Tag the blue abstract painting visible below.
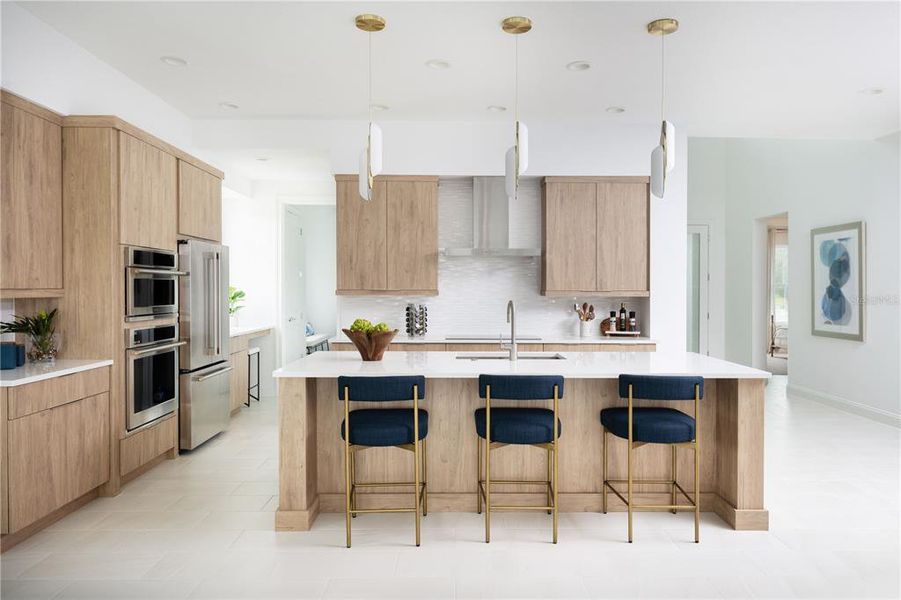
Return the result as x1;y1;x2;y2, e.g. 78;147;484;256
811;222;864;341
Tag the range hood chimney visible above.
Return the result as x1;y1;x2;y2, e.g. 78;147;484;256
443;177;540;257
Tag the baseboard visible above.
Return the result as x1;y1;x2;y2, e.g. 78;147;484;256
1;489;99;553
787;383;901;428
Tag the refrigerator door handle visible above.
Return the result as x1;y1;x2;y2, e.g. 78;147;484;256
205;253;216;354
192;365;233;382
215;251;222;355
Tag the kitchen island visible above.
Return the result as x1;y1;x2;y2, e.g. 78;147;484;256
274;351;770;532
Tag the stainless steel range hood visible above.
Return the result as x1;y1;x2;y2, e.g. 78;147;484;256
442;176;541;257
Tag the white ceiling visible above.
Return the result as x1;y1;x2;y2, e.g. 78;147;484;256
20;1;900;139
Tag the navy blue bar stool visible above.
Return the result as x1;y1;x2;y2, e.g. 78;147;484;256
338;376;428;548
601;374;704;543
475;374;563;544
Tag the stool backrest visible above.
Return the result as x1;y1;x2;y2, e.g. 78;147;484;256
337;375;426;402
618;374;703;401
478;374;564;400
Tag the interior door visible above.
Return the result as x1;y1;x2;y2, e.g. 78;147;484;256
687;224;710;354
282;208;307;363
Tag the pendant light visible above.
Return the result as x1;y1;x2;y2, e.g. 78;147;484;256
647;18;678;199
502;16;531;200
356;14;385;202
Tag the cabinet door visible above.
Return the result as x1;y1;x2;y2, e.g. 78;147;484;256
597;182;649;293
229;350;249;413
7;393;109;532
0;102;63;291
336;178;387;292
386;180;438;293
119;132;177;251
542;182;597;293
178;160;222;242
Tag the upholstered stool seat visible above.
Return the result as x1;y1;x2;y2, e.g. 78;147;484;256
600;407;694;444
342;408;429;447
475;408;561;445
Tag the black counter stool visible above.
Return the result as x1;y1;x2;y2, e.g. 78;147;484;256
475;374;563;544
338;375;428;548
601;374;704;543
245;346;260;407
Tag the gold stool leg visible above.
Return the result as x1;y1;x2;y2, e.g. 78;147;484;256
344;443;352;548
485;435;491;543
476;436;482;514
351;449;357;518
627;390;633;543
423;438;428;517
694;440;700;543
414;441;421;547
552;444;558;544
546;446;552;515
671;444;677;515
602;428;608;514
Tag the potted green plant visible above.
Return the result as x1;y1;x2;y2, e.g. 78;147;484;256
228;286;246;327
0;309;60;363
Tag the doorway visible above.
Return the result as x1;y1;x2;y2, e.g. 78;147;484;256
687;224;710;354
767;220;789;374
281;207;307;364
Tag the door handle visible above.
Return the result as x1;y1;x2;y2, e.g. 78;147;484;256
131;340;186;357
192;365;233;382
130;268;187;276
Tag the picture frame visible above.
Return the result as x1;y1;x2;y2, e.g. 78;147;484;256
810;221;865;341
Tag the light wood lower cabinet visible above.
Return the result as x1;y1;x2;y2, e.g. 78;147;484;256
0;93;63;295
6;391;110;533
229;350;249;413
178;159;222;242
119;416;176;477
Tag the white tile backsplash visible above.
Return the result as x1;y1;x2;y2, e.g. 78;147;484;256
337;178;649;339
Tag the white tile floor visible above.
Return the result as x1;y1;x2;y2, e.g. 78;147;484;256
1;376;898;599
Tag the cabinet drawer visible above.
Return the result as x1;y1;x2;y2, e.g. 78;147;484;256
7;392;110;532
119;415;176;476
8;367;110;420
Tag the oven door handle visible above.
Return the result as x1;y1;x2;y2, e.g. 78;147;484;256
130;268;188;276
130;340;186;357
192;365;233;382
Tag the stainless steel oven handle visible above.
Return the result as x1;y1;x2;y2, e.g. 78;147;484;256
130;268;187;276
192;365;233;382
130;340;186;357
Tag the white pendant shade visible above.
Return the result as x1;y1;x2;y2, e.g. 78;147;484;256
517;121;529;174
664;120;675;173
358;122;383;201
504;146;516;198
650;144;665;198
505;120;528;199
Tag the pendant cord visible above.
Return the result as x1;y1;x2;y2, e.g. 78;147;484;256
514;34;519;124
368;31;373;123
660;33;666;122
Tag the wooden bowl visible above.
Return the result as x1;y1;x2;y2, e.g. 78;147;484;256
341;328;398;361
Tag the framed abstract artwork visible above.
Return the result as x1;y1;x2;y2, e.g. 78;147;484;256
811;221;865;341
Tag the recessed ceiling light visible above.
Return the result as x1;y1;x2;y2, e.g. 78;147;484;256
605;106;626;114
160;55;187;67
858;87;884;95
487;105;507;113
218;102;240;110
370;103;390;111
256;157;269;162
425;59;451;70
566;60;591;71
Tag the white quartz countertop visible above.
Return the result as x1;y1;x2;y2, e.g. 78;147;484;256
274;351;769;380
333;333;656;346
230;325;274;339
0;359;113;387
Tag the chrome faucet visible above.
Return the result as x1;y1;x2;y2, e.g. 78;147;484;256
502;300;518;361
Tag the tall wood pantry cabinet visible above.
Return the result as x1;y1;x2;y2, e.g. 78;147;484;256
335;175;438;295
541;176;650;296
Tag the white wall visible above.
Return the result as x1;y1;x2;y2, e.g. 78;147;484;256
221;188;279;396
689;136;901;422
290;206;337;339
195;119;688;353
1;2;195;151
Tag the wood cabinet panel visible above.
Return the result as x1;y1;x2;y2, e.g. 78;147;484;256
119;415;176;476
7;393;109;532
445;343;544;353
229;350;249;413
597;182;649;292
119;132;177;251
7;367;110;420
542;343;656;352
542;182;597;293
336;178;387;292
386;180;438;293
178;160;222;242
1;101;63;291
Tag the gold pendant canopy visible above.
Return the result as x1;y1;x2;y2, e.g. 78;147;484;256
647;18;679;36
502;16;532;34
355;14;386;32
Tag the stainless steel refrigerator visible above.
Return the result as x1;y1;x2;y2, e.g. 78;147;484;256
178;239;231;450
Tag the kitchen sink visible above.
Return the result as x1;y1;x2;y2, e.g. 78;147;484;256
455;352;566;361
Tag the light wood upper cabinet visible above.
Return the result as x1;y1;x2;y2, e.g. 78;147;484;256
541;181;597;293
386;180;438;293
0;96;63;294
119;131;177;251
597;182;649;293
178;159;222;242
541;177;650;296
335;175;438;295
